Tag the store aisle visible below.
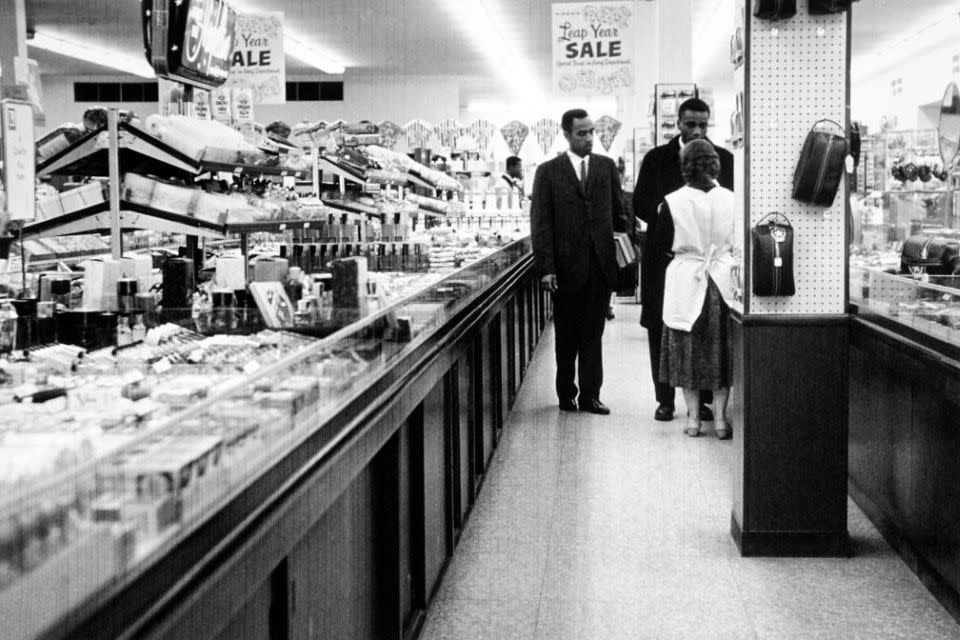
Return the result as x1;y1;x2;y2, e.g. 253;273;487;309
419;302;960;640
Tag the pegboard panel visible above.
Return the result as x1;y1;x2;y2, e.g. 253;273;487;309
746;0;848;315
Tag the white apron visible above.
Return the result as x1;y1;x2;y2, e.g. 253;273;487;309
661;185;737;331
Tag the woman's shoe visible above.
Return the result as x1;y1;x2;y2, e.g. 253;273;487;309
715;421;732;440
684;417;701;437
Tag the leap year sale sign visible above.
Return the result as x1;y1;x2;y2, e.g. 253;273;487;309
226;12;285;104
552;2;637;97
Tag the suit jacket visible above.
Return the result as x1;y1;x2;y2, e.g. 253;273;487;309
531;153;629;292
632;136;734;327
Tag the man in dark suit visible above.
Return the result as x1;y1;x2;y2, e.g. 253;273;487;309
633;98;734;422
531;109;631;415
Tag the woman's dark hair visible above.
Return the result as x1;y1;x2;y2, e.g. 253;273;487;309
680;139;720;184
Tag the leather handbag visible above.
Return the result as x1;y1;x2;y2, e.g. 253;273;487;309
754;0;797;20
752;213;795;297
900;235;960;276
809;0;858;13
792;119;848;207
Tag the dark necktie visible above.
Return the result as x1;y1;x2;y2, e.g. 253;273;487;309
580;158;587;190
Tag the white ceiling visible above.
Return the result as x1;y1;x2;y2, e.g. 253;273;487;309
21;0;960;102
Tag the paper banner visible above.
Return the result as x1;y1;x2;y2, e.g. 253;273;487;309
552;2;639;97
404;119;433;147
226;12;286;104
378;120;403;149
434;119;463;149
500;121;530;156
532;118;561;155
594;114;622;152
469;120;497;151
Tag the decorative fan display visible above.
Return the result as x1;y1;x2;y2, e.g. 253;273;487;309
378;120;403;149
532;118;561;156
469;120;496;151
594;115;623;152
500;120;530;156
434;119;463;149
404;119;433;148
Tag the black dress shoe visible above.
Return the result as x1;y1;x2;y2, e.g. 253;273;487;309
559;398;578;412
582;399;610;415
654;404;674;421
698;405;714;422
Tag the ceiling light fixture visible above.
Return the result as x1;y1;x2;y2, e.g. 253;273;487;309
284;31;346;75
228;1;348;75
436;0;544;104
28;30;156;78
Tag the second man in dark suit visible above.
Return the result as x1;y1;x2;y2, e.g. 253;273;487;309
531;109;631;415
633;98;734;422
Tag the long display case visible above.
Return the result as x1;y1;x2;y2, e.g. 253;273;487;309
1;236;547;640
848;175;960;620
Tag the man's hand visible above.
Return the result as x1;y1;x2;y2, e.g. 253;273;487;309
541;274;558;292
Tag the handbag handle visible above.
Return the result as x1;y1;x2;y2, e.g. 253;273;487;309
811;119;845;136
755;211;792;228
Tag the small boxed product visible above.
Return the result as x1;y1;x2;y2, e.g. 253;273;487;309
36;195;65;221
276;376;320;408
123;173;157;206
342;133;382;147
149;180;199;215
344;121;378;135
58;187;89;214
79;181;107;206
121;253;154;291
82;258;122;311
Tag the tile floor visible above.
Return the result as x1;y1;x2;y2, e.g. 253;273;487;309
419;302;960;640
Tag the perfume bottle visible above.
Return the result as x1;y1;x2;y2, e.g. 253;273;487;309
116;316;133;347
132;314;146;342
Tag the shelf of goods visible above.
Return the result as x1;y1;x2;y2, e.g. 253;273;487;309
27;115;469;254
0;236;551;640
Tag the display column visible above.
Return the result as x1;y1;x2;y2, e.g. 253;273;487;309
730;0;851;557
0;0;26;96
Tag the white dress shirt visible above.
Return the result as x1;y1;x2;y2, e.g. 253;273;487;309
566;150;590;183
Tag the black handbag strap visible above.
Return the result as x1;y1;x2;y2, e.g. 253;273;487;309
755;212;792;228
811;119;845;137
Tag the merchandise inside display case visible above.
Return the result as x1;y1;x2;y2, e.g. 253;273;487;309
850;83;960;344
0;236;531;640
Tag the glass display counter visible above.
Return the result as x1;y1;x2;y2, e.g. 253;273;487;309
850;264;960;348
0;237;532;640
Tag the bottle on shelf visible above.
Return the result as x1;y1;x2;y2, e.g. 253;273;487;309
131;314;147;342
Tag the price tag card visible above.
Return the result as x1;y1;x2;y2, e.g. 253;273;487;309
152;357;173;374
242;360;261;375
1;100;36;221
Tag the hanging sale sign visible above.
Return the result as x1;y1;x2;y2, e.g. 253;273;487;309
227;12;286;104
1;100;36;222
552;2;638;97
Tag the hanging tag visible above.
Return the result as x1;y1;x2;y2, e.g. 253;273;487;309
774;257;783;267
771;226;787;243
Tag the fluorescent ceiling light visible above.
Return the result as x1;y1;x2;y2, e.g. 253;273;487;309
285;32;346;75
436;0;544;103
28;30;155;78
228;1;348;75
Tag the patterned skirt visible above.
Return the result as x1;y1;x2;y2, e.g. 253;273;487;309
658;277;731;390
